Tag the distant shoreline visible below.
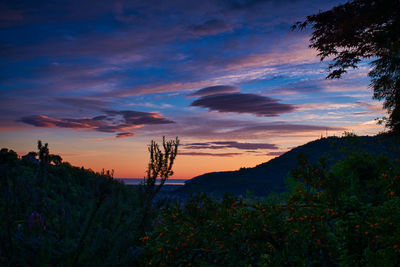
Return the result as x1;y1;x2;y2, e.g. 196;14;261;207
117;178;187;186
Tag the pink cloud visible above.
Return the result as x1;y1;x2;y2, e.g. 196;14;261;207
18;109;174;138
179;152;242;157
116;132;136;138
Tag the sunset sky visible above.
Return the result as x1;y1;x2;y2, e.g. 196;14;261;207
0;0;386;179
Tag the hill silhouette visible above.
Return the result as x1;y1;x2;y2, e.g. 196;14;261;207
177;135;400;196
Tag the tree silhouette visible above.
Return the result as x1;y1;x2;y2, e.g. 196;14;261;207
138;136;179;234
144;136;179;198
292;0;400;133
49;154;62;166
37;141;63;166
38;140;50;165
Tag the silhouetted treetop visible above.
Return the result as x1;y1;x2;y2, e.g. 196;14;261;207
293;0;400;133
293;0;399;78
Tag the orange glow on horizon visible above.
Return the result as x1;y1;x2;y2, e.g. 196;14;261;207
1;121;385;180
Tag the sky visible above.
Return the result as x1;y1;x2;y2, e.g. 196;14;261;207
0;0;387;179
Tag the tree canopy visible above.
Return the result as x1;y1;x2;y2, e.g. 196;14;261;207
293;0;400;133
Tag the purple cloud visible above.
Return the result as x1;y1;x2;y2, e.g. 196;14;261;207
104;110;174;125
233;123;341;133
19;115;87;128
188;19;233;36
227;0;268;10
140;115;344;140
188;85;240;97
56;97;111;109
184;141;277;150
0;4;25;28
0;0;344;105
116;132;135;138
18;109;174;138
212;141;277;150
179;152;242;157
0;0;362;149
191;93;296;116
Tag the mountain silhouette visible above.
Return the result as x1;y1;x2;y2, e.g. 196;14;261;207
177;135;400;196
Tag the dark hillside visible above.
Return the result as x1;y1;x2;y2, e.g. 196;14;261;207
178;135;400;196
0;148;142;265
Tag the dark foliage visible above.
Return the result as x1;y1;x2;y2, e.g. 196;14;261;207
0;139;174;266
137;137;179;236
142;152;400;266
2;136;400;265
2;153;120;265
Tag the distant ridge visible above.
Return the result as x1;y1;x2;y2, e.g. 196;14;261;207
177;135;400;196
118;178;186;185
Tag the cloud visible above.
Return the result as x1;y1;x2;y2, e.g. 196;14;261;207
351;101;384;115
140;114;344;140
233;123;343;134
227;0;266;10
19;115;88;128
0;0;368;146
0;4;25;28
224;46;319;72
191;92;296;116
296;101;383;113
56;97;111;109
213;141;277;149
188;85;240;97
0;0;341;105
18;109;174;138
266;151;285;156
265;74;371;96
184;141;277;150
104;110;174;125
116;132;135;138
179;152;242;157
188;19;233;36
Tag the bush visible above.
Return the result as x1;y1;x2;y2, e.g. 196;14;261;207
2;139;399;266
141;153;400;266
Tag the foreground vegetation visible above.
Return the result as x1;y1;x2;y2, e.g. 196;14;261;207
0;139;178;266
1;136;400;266
142;151;400;266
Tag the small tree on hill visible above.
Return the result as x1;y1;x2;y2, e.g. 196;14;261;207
38;140;50;165
37;141;63;166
